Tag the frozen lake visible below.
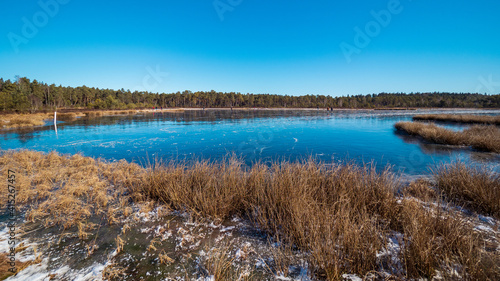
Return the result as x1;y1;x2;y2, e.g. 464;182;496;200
1;109;500;176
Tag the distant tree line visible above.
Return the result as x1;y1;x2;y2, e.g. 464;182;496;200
1;77;499;112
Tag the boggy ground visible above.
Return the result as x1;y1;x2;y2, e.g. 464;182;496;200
0;150;499;280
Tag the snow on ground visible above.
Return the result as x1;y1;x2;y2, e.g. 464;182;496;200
341;274;362;281
2;195;498;280
5;259;106;281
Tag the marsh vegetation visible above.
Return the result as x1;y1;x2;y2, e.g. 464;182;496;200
413;114;500;125
395;121;500;152
1;150;498;280
0;109;184;129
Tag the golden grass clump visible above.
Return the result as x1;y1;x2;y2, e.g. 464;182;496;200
201;241;238;280
0;113;50;128
0;150;144;231
398;199;498;279
403;178;437;202
414;114;500;125
395;121;500;152
434;161;500;217
138;157;248;220
102;263;127;281
246;162;399;279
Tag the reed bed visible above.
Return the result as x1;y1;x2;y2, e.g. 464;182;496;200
83;110;138;117
395;121;500;152
0;113;50;128
56;112;85;121
1;151;498;280
414;114;500;125
83;108;183;117
139;157;498;279
0;150;143;231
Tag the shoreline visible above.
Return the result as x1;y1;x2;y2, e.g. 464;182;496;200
3;106;500;114
2;107;500;129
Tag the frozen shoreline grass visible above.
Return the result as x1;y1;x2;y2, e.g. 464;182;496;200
1;150;499;280
435;161;500;218
413;114;500;125
395;121;500;152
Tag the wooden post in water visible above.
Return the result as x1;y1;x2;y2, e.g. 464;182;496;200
54;111;58;135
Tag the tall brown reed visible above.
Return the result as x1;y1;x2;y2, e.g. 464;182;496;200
138;157;248;220
434;161;500;217
398;199;497;279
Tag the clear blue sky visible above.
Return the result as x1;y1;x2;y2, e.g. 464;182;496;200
1;0;499;96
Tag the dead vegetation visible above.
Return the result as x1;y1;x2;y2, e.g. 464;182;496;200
0;113;50;128
57;112;86;121
0;150;499;280
414;114;500;125
139;156;499;279
83;110;138;117
434;161;500;218
395;121;500;152
0;108;185;128
0;150;143;233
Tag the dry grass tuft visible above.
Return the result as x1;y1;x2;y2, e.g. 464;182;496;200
434;161;500;217
403;178;438;202
414;114;500;125
102;263;127;281
395;121;500;152
139;157;248;220
243;161;398;279
159;251;175;265
202;241;237;281
115;235;125;253
266;239;294;278
398;199;490;279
